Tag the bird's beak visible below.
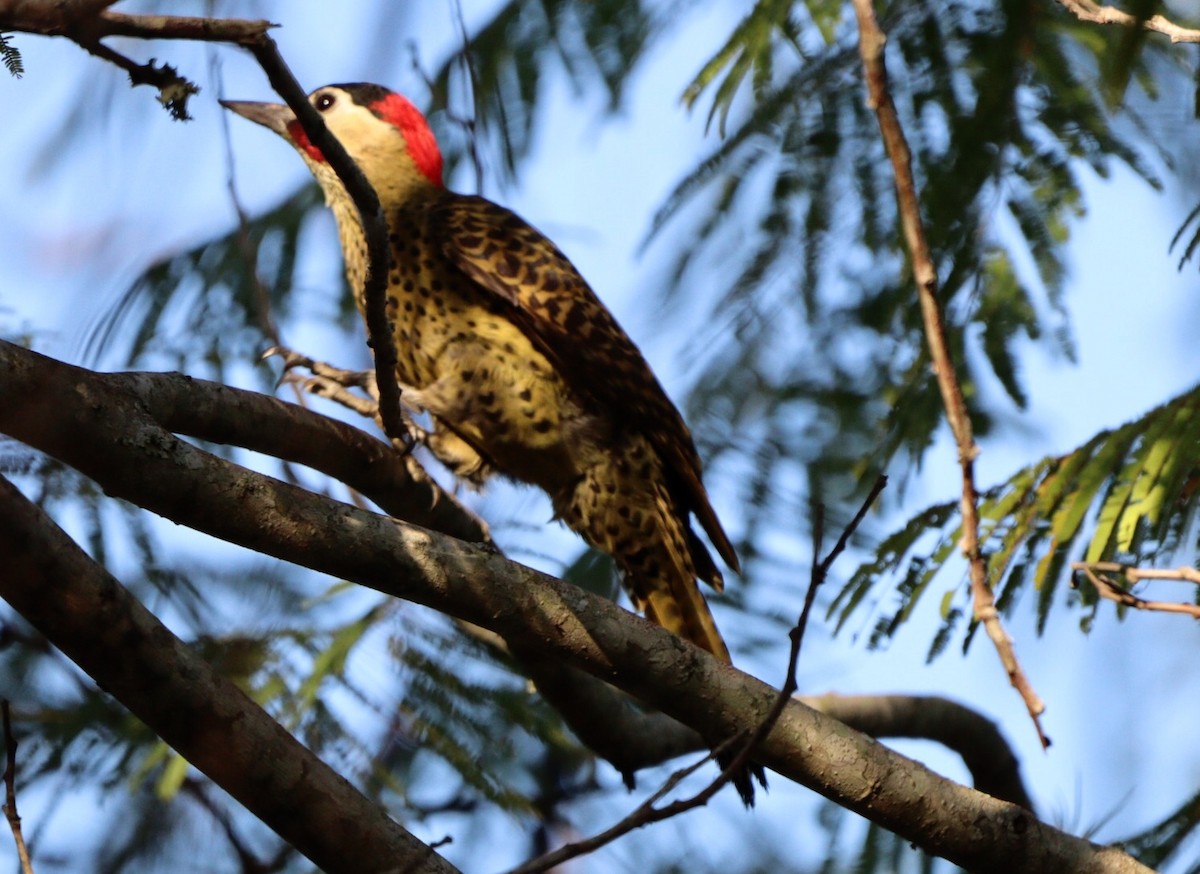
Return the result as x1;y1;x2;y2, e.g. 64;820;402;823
219;99;295;136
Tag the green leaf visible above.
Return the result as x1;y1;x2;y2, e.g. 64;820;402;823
840;382;1200;652
0;33;23;78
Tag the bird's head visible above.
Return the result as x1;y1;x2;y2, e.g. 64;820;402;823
221;83;444;199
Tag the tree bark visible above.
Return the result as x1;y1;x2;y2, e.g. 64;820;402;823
0;340;1150;874
0;474;457;874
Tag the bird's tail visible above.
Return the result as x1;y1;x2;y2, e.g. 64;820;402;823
557;435;767;804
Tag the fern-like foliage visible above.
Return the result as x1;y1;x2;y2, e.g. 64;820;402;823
652;0;1174;568
427;0;657;183
831;382;1200;655
1;32;23;77
1120;786;1200;870
82;186;326;376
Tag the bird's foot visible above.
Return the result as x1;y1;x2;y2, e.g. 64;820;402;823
265;345;380;418
265;346;435;452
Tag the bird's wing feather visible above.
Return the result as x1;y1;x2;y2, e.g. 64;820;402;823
432;194;740;575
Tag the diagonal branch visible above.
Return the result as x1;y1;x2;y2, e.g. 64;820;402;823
1;701;32;874
0;2;409;456
0;342;1150;874
0;475;457;874
511;476;890;874
97;358;1033;802
850;0;1049;749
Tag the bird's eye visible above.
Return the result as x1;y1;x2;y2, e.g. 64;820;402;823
315;93;336;112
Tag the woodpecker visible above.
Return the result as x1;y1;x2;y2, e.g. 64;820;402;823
223;84;765;803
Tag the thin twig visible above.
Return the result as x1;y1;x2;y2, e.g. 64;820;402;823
1;702;33;874
1072;562;1200;618
508;475;887;874
849;0;1049;748
0;0;409;468
240;38;409;454
73;38;198;119
1054;0;1200;43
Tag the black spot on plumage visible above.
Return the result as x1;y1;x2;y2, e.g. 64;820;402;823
564;306;587;333
497;254;520;278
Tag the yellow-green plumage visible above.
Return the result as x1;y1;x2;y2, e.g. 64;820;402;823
223;83;765;803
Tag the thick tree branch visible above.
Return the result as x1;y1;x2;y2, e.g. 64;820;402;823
6;345;1033;797
0;475;456;874
105;369;491;547
0;343;1150;874
805;694;1033;811
850;0;1049;748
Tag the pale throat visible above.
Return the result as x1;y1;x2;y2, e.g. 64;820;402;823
314;162;435;304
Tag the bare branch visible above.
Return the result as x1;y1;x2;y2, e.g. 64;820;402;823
104;368;491;546
238;38;408;455
1072;562;1200;618
1;702;32;874
95;10;274;42
0;340;1151;873
806;694;1033;810
512;475;890;874
850;0;1049;749
0;477;457;874
1054;0;1200;43
74;38;198;118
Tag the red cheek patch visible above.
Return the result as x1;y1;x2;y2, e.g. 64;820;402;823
369;93;444;187
286;120;325;163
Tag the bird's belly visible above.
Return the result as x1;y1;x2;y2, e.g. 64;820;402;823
387;297;598;491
